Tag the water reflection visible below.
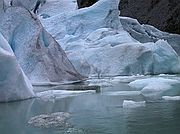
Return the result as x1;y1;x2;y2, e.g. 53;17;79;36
0;82;180;134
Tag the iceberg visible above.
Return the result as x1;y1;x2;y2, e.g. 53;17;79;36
104;91;141;96
0;5;83;83
123;100;146;108
0;33;34;102
39;0;180;77
162;96;180;101
36;90;96;101
129;78;180;99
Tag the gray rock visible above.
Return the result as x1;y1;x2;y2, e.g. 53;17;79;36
77;0;98;8
28;112;71;128
119;0;180;34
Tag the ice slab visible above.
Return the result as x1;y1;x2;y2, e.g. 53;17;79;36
36;90;96;101
104;91;141;96
123;100;146;108
129;78;180;99
162;96;180;101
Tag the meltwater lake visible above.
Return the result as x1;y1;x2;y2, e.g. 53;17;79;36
0;75;180;134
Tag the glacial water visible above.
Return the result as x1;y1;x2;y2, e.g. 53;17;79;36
0;78;180;134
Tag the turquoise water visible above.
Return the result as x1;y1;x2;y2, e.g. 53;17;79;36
0;82;180;134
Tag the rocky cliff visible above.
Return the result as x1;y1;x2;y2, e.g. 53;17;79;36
119;0;180;34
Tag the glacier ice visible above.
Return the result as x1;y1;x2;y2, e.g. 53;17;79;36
129;78;180;99
123;100;146;108
10;0;46;12
0;33;35;102
39;0;180;77
120;17;180;56
36;90;96;101
162;96;180;101
0;6;83;83
104;91;141;96
38;0;78;18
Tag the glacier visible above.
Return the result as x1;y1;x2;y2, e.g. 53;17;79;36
39;0;180;77
0;33;35;102
0;5;84;83
38;0;78;18
120;17;180;56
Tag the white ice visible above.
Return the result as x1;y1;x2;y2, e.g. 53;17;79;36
39;0;180;77
36;90;96;101
120;16;180;55
0;32;35;102
123;100;146;108
0;5;83;83
129;78;180;99
104;91;141;96
162;96;180;101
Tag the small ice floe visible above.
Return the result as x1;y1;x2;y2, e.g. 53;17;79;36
162;96;180;101
104;91;141;96
36;90;96;101
112;75;146;83
28;112;71;128
123;100;146;108
87;78;113;87
158;74;176;77
129;78;180;99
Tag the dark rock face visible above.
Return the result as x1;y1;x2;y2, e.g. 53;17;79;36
77;0;98;8
119;0;180;34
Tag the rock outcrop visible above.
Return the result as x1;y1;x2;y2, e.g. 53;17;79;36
119;0;180;34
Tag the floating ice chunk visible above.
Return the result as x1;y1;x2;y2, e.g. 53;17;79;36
36;90;96;101
111;75;146;83
104;91;141;96
129;78;178;89
162;96;180;101
129;78;180;99
123;100;146;108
